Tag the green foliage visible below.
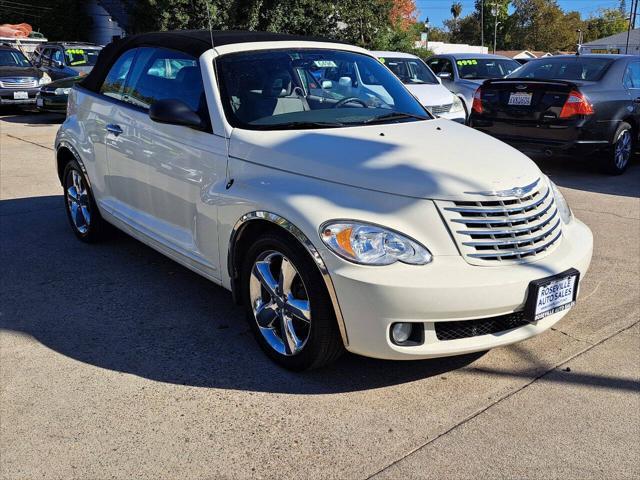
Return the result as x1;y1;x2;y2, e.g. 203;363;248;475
583;8;629;43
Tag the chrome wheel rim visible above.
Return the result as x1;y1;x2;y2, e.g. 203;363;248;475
615;130;632;169
66;170;91;234
249;250;311;356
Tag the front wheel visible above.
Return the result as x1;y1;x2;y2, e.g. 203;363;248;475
242;233;344;370
603;122;634;175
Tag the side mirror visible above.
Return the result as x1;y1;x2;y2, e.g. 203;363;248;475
321;80;333;89
149;99;205;131
437;72;452;80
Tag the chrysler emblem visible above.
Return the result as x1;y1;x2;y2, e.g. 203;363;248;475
516;84;528;90
467;178;540;198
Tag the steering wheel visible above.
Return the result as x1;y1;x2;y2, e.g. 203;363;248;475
333;97;368;108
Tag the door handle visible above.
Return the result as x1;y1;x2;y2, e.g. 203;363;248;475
106;124;123;136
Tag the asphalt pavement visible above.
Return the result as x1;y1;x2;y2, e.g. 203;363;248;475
1;109;638;479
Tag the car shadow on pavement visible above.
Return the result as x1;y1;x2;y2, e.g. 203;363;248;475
536;155;640;198
0;195;484;394
0;108;65;125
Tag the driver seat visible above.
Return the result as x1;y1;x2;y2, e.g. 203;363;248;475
238;71;309;122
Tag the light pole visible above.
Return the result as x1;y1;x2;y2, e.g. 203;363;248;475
424;18;430;48
481;0;484;49
492;3;500;54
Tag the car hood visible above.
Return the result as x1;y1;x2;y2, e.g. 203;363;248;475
0;66;41;79
404;83;454;107
229;118;541;201
47;75;82;88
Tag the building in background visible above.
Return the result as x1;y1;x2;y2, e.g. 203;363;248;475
417;41;488;55
85;0;130;45
579;29;640;55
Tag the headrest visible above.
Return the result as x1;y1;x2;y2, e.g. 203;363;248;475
176;66;201;89
263;71;292;97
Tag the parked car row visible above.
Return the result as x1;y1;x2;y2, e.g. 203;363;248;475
0;41;101;112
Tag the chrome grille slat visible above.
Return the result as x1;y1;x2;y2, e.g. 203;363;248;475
435;178;562;265
456;209;558;236
450;197;554;225
462;218;561;247
444;188;549;214
0;77;38;89
427;103;452;114
467;230;562;259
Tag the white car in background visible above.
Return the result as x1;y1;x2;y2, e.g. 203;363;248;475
372;51;467;123
56;31;593;371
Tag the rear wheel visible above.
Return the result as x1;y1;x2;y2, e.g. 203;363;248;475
63;160;107;242
242;232;344;370
603;122;634;175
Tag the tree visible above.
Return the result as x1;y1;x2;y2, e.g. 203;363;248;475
620;0;628;15
508;0;581;51
583;8;629;42
450;2;463;27
390;0;418;29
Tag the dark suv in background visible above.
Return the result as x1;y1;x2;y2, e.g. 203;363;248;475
32;42;102;80
0;45;49;106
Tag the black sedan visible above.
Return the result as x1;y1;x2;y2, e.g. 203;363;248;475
36;76;82;114
469;55;639;174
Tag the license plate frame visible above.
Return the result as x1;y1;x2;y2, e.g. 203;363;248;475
508;92;532;106
524;268;580;322
13;91;29;100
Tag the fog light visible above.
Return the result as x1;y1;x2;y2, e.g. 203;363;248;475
391;323;413;344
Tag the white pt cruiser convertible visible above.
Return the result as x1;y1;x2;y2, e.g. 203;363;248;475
56;31;593;370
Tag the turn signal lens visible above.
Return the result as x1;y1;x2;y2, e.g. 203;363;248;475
320;222;432;265
559;90;594;119
472;88;483;114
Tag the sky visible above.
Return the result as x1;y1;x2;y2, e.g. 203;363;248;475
415;0;632;28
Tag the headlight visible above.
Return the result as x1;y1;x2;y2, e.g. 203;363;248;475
549;180;572;224
54;88;71;95
450;95;465;113
38;73;51;86
320;221;432;265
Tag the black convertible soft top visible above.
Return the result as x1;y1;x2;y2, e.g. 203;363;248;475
80;30;342;93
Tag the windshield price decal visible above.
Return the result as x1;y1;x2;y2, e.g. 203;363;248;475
457;59;478;66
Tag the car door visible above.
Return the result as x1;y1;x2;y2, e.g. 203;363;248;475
624;60;640;132
106;47;226;278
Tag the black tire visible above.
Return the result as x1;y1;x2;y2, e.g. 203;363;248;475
241;232;344;370
62;159;108;242
603;122;634;175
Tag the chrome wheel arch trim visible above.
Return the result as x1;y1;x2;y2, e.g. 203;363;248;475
56;140;91;188
228;211;349;346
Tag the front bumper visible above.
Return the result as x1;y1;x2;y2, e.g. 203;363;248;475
325;218;593;360
431;109;466;124
0;87;39;105
36;92;68;113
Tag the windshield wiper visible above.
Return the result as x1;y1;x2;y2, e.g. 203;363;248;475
260;120;346;129
361;111;430;125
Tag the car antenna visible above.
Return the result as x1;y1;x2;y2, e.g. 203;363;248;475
204;0;216;51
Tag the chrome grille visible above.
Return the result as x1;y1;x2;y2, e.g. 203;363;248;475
436;179;562;265
0;77;38;88
426;103;452;115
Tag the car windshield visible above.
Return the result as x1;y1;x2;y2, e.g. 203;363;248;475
0;50;31;67
64;48;101;67
378;56;439;84
215;49;431;130
456;58;519;79
508;57;613;81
